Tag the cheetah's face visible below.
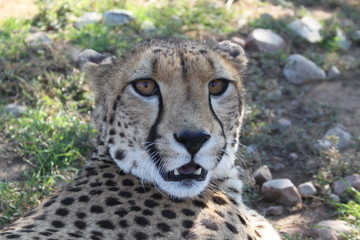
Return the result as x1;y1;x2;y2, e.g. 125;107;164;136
79;39;247;198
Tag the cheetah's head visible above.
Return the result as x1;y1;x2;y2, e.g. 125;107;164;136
79;39;247;198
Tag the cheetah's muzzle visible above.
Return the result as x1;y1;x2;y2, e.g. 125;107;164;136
163;161;208;181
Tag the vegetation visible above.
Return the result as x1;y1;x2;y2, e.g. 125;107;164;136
0;0;359;238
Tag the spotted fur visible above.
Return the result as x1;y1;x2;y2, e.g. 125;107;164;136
0;39;281;240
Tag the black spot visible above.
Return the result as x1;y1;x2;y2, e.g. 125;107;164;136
89;189;103;195
215;210;224;218
23;224;35;229
103;173;115;178
144;199;159;208
109;115;115;124
119;132;125;138
108;187;120;191
78;195;90;202
255;230;262;238
68;232;83;238
237;214;247;226
230;49;240;58
99;165;111;169
90;205;104;213
91;231;103;236
106;197;122;206
130;206;141;211
225;222;238;234
43;199;56;207
114;208;128;217
182;230;197;239
67;187;82;192
39;231;53;236
199;49;208;54
119;220;128;228
182;220;194;229
96;220;115;229
134;186;150;193
212;195;228;205
122;179;134;186
91;236;101;240
161;210;176;219
151;193;163;200
134;232;148;240
74;220;87;230
109;129;116;135
153;49;162;53
201;218;218;231
90;182;102;187
51;220;65;228
134;216;150;226
55;208;69;216
5;234;21;239
247;236;254;240
75;180;89;186
115;150;125;160
76;212;87;219
182;209;195;216
108;138;114;144
60;197;74;205
102;116;107;122
157;222;170;232
118;191;133;198
142;209;153;216
193;200;207;208
34;214;46;220
23;210;36;217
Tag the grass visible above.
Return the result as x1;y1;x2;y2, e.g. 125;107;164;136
0;0;359;237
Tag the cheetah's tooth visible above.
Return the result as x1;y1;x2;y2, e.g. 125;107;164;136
194;168;202;175
174;169;180;176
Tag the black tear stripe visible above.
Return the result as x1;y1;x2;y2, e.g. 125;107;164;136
178;51;188;80
151;57;158;75
146;92;163;169
208;95;227;165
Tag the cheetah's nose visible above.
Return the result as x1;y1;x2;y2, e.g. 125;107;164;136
174;130;211;155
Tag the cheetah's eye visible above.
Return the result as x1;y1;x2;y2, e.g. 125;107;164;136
208;79;229;96
132;79;159;97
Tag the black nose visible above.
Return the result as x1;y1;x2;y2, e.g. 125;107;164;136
174;130;211;155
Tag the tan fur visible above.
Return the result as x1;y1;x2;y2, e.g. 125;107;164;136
0;39;281;240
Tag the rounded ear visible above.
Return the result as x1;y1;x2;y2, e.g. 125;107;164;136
214;40;248;71
78;49;116;95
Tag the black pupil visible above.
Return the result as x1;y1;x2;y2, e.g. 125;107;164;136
142;81;151;88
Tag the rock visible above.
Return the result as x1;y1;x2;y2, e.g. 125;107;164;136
288;17;322;43
230;36;246;47
278;118;292;127
141;20;156;35
283;54;326;84
327;66;341;80
336;28;351;50
5;103;27;117
352;30;360;43
333;174;360;197
289;152;298;160
329;194;340;203
104;9;135;26
321;125;354;150
265;206;284;216
306;159;317;170
313;220;354;240
262;179;302;205
253;165;273;185
298;182;317;197
272;163;285;171
25;32;53;51
245;28;286;53
75;12;102;28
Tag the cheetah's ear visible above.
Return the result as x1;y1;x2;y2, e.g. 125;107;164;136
214;41;247;70
78;49;116;91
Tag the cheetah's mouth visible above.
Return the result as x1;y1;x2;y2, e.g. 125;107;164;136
162;161;208;182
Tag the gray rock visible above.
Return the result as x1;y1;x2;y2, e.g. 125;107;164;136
25;32;53;51
272;163;285;171
306;159;317;170
288;17;322;43
75;12;102;28
278;118;292;127
265;205;284;216
336;28;351;50
283;54;326;84
253;165;273;185
262;179;302;205
245;28;286;53
289;152;299;160
329;194;340;203
333;174;360;197
327;66;341;80
313;220;354;240
5;103;27;117
104;9;135;26
352;30;360;42
322;125;354;150
141;20;156;35
298;182;317;197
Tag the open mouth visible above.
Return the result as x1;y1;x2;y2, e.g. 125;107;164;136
162;161;208;182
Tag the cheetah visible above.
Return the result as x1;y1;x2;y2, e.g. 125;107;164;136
0;39;281;240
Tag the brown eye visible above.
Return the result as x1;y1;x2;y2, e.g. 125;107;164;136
208;79;229;96
133;79;159;96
